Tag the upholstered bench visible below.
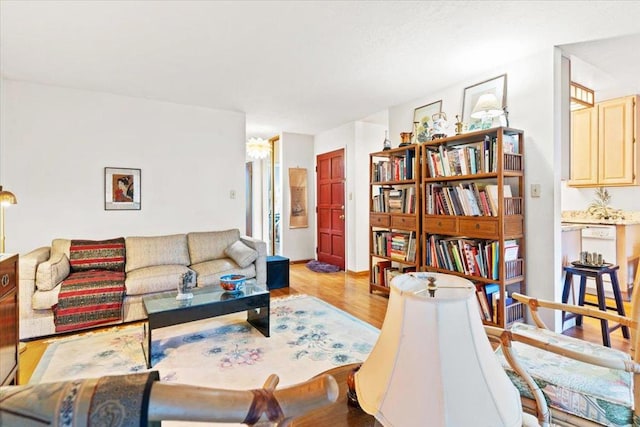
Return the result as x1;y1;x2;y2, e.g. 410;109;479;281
497;322;633;426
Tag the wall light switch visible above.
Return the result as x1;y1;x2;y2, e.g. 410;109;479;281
230;190;236;199
531;184;541;198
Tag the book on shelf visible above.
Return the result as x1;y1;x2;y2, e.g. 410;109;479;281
476;289;492;321
375;260;392;286
504;239;519;262
485;184;513;216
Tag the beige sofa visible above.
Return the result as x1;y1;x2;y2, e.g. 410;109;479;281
19;229;267;340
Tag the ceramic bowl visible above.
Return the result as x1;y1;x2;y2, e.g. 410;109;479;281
219;274;246;293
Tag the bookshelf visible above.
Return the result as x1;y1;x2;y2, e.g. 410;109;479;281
421;127;526;327
369;145;421;294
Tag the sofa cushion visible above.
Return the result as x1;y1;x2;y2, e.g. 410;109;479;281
125;265;196;295
51;238;71;258
35;253;70;291
69;238;126;272
125;234;190;272
224;240;258;268
187;229;240;265
190;258;256;288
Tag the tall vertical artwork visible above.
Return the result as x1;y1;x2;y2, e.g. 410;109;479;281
289;168;308;228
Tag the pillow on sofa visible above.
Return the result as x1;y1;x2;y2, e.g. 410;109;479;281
69;237;126;272
125;234;190;272
188;229;241;264
224;240;258;268
35;253;71;291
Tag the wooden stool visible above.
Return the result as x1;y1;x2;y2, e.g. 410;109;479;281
561;264;630;347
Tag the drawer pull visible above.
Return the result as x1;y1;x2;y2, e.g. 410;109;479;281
437;221;442;227
1;274;8;287
475;224;480;229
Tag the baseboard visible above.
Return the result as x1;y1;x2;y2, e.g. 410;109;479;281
290;259;312;265
347;270;369;277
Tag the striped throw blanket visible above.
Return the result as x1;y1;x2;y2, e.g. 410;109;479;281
54;238;126;333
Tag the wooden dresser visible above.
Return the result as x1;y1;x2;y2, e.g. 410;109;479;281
1;253;19;386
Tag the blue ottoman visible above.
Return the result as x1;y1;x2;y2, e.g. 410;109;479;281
266;256;290;290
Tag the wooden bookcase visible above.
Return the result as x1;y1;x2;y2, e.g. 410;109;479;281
421;127;526;327
369;145;421;294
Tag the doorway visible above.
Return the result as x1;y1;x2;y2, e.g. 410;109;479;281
316;148;346;270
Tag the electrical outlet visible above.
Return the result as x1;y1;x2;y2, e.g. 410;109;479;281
531;184;541;198
230;190;236;199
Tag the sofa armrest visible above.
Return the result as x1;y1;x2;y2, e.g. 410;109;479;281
240;235;267;287
19;246;51;317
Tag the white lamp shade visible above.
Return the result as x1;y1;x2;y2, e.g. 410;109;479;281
471;93;503;119
355;273;522;427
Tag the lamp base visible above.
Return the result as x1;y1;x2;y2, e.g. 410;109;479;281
346;364;362;408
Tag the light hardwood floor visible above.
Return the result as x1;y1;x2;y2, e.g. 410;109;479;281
18;263;630;384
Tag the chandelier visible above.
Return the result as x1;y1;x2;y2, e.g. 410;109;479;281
246;137;271;159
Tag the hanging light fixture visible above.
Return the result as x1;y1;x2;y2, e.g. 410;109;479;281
570;81;594;111
246;137;271;159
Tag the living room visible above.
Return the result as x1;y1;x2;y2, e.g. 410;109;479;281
2;2;640;425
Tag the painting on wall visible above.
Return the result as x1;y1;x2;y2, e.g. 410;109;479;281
105;167;141;210
289;168;308;228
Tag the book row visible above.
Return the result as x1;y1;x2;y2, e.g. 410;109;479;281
371;230;417;263
371;149;416;182
424;235;522;280
372;186;417;214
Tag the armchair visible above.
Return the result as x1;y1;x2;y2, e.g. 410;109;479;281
490;292;640;427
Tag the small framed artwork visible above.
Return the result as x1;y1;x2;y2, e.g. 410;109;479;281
462;74;507;130
104;167;141;210
413;100;442;143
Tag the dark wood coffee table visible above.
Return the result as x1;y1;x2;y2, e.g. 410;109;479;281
142;279;269;368
289;363;379;426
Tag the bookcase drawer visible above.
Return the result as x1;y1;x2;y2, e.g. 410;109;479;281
424;216;457;234
370;213;390;227
391;215;416;230
459;218;498;238
0;258;17;299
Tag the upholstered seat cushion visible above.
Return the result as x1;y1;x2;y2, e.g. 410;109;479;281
190;258;255;287
35;253;70;291
125;265;196;295
125;234;190;272
497;322;633;426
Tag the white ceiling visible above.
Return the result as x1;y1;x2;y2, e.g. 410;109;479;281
1;1;639;138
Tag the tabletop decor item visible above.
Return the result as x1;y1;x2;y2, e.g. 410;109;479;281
220;274;246;293
586;187;624;220
176;270;194;300
382;130;391;151
399;132;413;147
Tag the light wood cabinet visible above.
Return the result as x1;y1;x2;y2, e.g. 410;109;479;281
569;95;639;187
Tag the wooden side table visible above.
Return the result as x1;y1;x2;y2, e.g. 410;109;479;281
289;363;379;426
0;253;19;386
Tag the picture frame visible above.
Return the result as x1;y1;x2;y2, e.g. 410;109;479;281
104;167;141;210
413;100;442;143
462;74;507;131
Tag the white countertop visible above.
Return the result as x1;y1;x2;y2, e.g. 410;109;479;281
561;224;587;232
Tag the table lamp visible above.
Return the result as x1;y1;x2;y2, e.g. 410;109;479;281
0;186;18;253
354;272;522;427
471;93;504;129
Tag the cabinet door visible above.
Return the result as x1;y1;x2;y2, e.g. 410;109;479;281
599;96;636;185
569;107;598;186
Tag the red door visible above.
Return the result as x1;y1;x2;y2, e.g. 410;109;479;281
316;149;345;270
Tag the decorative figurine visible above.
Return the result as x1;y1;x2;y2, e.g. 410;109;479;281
431;112;449;139
399;132;412;147
383;130;391;151
176;270;194;300
455;115;465;135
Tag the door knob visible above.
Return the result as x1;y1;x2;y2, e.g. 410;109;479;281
339;214;345;220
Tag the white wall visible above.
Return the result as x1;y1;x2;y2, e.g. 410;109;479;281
388;48;563;330
280;132;315;261
1;80;247;254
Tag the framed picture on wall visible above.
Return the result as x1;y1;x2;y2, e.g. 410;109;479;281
413;100;442;143
105;167;141;210
462;74;507;131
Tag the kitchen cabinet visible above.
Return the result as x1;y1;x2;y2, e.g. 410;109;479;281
569;95;639;187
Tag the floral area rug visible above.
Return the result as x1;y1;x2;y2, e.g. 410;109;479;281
30;294;379;426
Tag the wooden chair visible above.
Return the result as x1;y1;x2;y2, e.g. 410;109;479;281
487;290;640;427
